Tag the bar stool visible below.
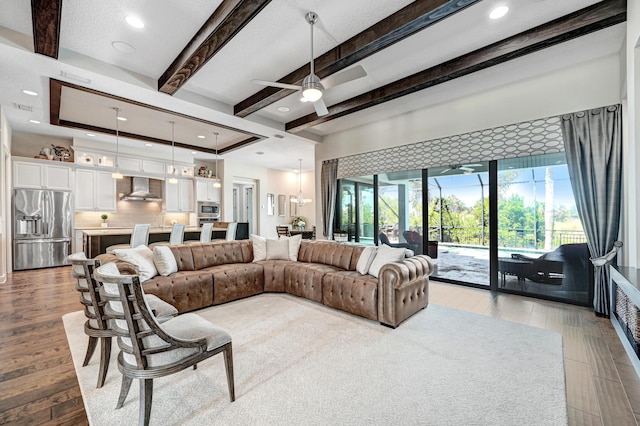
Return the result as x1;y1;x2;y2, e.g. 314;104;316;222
212;222;237;242
105;224;150;254
185;222;213;245
149;224;185;248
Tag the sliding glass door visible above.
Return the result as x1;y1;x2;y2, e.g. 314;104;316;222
427;163;490;286
497;153;591;304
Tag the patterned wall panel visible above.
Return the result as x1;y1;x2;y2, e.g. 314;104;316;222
337;116;564;179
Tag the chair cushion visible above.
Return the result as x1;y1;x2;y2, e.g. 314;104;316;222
121;313;231;367
153;246;178;276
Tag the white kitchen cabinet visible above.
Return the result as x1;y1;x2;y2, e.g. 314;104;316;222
13;160;73;190
142;159;165;175
195;178;221;201
117;157;142;172
74;230;84;253
165;179;194;212
74;169;116;211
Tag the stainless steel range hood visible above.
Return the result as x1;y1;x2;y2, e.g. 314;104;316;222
121;177;163;202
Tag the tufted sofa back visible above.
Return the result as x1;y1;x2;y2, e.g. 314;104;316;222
297;240;364;271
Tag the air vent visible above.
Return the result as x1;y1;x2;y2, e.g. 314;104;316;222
13;103;33;112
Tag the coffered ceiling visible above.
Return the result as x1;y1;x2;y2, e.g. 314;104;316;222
0;0;627;172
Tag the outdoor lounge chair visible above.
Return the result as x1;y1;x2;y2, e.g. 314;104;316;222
509;243;590;285
378;232;419;252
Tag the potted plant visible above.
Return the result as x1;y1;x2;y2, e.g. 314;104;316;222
291;216;307;231
100;214;108;228
334;229;348;242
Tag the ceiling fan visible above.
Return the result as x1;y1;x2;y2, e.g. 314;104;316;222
252;12;367;117
440;164;483;174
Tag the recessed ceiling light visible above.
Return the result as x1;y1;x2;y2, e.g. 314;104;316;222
489;6;509;20
22;90;38;96
86;133;96;137
111;41;136;54
145;143;153;147
28;119;40;124
197;135;206;139
117;116;127;121
191;151;197;155
277;106;290;112
125;16;144;29
256;151;264;155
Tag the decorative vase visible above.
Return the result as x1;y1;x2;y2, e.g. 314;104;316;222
299;225;305;231
101;222;108;228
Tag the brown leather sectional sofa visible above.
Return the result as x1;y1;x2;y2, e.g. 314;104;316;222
98;239;434;328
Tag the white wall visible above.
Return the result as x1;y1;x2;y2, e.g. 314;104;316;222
0;107;12;281
315;53;623;245
222;159;316;239
622;2;640;267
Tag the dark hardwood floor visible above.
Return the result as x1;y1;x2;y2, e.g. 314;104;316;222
0;267;638;425
0;266;88;425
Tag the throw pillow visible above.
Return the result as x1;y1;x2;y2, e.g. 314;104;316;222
252;234;267;262
153;246;178;276
367;245;406;278
113;245;157;282
279;234;303;261
266;238;290;260
356;246;378;275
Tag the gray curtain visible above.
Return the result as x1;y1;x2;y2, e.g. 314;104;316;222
560;104;622;316
321;159;338;239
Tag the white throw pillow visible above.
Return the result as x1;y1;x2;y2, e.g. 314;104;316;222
113;245;157;282
252;234;267;262
356;246;378;275
368;245;406;278
280;234;303;261
153;246;178;276
266;238;290;260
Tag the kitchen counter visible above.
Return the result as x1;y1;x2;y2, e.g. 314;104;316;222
81;226;229;257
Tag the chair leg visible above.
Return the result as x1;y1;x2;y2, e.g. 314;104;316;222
116;375;133;409
83;336;98;367
223;342;235;401
96;337;111;388
139;379;153;426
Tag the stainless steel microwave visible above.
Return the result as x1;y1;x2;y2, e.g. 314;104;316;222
198;201;220;217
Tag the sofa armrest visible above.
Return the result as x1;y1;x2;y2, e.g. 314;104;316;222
377;255;434;328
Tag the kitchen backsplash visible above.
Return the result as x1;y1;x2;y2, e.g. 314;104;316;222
75;201;190;228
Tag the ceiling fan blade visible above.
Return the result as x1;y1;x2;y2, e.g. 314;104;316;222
252;79;301;91
313;98;329;116
464;163;482;167
460;166;474;172
440;168;451;174
321;65;367;89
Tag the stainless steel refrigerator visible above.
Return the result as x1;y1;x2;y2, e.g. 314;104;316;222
13;189;72;270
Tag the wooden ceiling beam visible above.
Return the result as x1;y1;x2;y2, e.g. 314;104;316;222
286;0;626;133
158;0;272;95
31;0;62;59
234;0;481;118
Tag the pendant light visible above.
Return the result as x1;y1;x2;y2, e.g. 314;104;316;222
111;107;123;179
212;131;221;188
292;159;311;206
168;121;178;184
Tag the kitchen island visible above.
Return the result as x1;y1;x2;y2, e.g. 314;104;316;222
82;226;228;257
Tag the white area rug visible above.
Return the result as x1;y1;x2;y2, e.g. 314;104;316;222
63;294;567;425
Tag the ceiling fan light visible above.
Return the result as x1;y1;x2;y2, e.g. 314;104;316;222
302;87;322;102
